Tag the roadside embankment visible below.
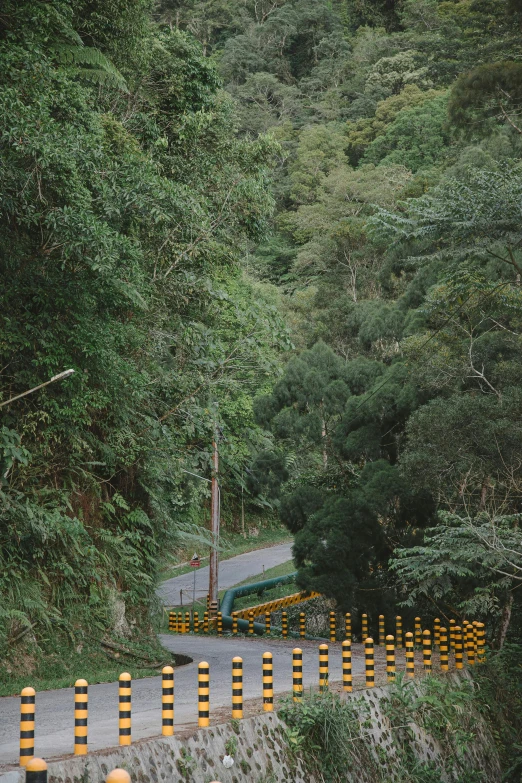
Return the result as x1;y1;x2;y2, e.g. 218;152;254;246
0;673;501;783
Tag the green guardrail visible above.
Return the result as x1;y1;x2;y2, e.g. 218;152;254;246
221;572;296;635
219;572;324;639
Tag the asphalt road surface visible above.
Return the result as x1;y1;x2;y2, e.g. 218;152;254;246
0;634;386;769
157;541;294;606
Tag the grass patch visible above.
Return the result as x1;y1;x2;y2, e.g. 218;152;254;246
158;524;291;582
230;559;296;589
0;634;184;697
229;560;297;611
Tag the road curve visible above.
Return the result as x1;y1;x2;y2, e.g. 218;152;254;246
157;541;294;606
0;542;296;768
0;635;375;769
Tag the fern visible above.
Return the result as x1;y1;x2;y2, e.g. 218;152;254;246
51;44;128;92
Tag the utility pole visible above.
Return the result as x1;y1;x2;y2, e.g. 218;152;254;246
209;425;220;607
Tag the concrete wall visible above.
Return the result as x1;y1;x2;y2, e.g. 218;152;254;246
1;713;308;783
347;676;501;782
1;675;501;783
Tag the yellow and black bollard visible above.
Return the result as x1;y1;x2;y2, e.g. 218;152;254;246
162;666;174;736
74;679;88;755
319;644;329;692
299;612;306;639
194;611;199;634
415;617;422;647
293;648;303;702
282;611;288;639
449;619;456;650
345;613;351;641
203;611;209;634
365;637;375;688
265;612;271;636
476;622;486;663
454;626;463;670
198;662;210;727
118;673;131;746
217;612;223;637
25;758;47;783
379;615;385;646
440;627;449;671
185;611;190;633
262;652;273;711
466;624;475;666
329;611;336;643
169;611;176;632
232;613;238;636
405;632;414;678
423;630;432;673
396;615;403;648
248;612;254;636
342;639;352;692
206;593;210;611
106;771;131;783
434;618;440;649
361;613;368;641
232;657;243;719
19;686;35;766
386;635;395;683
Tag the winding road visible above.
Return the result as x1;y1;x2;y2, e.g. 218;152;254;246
0;542;297;768
0;542;406;770
157;540;294;606
0;635;380;769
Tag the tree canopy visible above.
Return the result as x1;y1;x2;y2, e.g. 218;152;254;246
3;0;522;659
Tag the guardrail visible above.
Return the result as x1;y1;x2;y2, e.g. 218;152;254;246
231;589;321;620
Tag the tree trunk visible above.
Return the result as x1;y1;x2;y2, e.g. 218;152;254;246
497;593;513;649
321;417;327;468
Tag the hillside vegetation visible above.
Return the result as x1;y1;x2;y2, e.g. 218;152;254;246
2;0;522;682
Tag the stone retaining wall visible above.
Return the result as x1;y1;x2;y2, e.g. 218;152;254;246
0;713;307;783
0;674;501;783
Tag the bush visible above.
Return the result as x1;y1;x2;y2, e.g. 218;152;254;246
474;643;522;782
279;690;376;782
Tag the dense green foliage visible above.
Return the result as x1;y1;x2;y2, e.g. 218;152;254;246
0;0;287;657
161;0;522;644
4;0;522;682
280;669;508;782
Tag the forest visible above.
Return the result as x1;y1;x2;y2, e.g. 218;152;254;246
1;0;522;668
